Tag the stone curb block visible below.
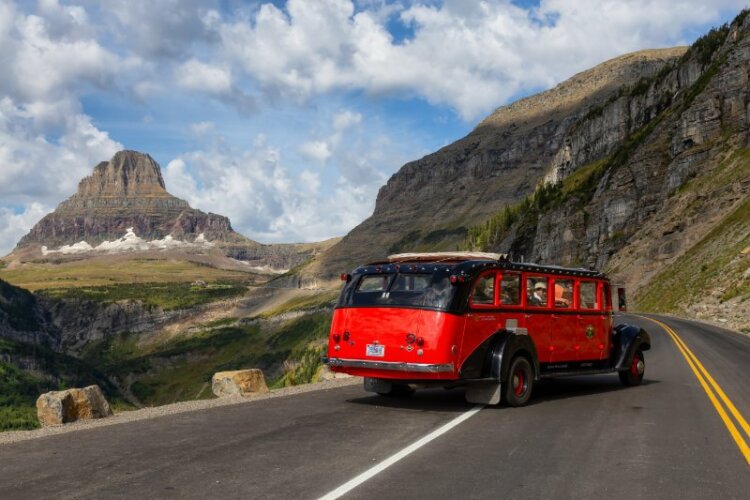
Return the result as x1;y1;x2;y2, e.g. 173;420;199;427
36;385;113;427
212;369;270;398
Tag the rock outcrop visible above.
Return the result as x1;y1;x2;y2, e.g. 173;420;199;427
212;369;270;397
17;150;252;250
36;385;113;426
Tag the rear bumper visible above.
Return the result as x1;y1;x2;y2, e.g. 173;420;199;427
324;357;454;373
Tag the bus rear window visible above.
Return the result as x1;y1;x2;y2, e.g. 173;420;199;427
344;272;454;310
356;274;394;292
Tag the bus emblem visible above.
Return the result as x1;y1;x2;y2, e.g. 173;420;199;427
586;325;595;339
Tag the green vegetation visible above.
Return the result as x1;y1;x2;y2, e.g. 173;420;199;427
682;24;730;66
461;157;608;251
636;197;750;312
0;258;260;291
0;361;45;430
273;341;327;388
0;337;123;431
40;281;248;311
89;311;333;406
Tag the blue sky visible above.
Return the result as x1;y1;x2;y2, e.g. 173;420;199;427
0;0;747;255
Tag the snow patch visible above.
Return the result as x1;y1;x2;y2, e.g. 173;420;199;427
230;258;288;275
41;228;215;256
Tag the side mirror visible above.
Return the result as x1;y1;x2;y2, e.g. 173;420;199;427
617;287;627;312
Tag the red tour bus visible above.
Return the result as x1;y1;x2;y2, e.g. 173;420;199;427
324;252;650;406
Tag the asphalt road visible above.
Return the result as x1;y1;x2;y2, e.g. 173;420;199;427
1;314;748;499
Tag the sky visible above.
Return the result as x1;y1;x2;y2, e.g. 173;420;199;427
0;0;747;255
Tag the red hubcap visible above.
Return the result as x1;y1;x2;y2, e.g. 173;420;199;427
513;369;525;396
631;354;643;376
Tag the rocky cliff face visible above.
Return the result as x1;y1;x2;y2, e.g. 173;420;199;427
0;279;60;349
17;150;250;250
315;47;687;277
464;13;750;330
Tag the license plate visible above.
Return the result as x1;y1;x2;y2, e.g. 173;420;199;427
366;344;385;357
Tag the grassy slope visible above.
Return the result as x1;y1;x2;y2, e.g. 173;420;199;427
0;258;259;291
634;196;750;316
41;281;249;311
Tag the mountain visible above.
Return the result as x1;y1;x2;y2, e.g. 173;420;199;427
9;150;332;271
17;150;246;250
312;47;687;278
310;11;750;331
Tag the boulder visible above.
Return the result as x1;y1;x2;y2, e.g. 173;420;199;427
36;385;113;426
212;369;269;398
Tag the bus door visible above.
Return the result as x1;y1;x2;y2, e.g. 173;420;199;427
463;271;501;360
577;280;608;360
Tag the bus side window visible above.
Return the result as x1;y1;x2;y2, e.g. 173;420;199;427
500;273;521;305
526;277;548;307
579;281;599;309
554;279;573;308
471;273;496;306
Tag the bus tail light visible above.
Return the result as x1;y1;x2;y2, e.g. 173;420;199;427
405;333;416;344
416;337;424;347
343;331;350;341
332;333;340;343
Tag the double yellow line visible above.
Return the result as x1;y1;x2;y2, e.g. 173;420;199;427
640;316;750;466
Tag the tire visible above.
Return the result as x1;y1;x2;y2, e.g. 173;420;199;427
503;356;534;407
619;349;645;386
377;383;415;397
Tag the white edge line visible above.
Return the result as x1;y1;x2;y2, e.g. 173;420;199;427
318;405;484;500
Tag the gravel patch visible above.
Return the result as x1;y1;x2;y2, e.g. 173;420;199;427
0;377;361;446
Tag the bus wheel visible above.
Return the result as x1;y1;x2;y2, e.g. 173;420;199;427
378;383;415;397
619;349;645;386
504;356;533;407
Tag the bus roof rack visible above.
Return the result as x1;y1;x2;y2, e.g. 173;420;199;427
383;252;508;263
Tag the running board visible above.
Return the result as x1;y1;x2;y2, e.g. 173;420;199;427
539;368;617;379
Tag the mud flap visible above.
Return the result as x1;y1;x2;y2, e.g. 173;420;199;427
465;381;502;405
364;377;392;394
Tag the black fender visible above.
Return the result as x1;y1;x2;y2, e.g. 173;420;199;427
460;330;539;382
613;324;651;370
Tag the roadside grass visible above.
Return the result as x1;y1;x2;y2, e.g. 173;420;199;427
0;258;260;291
0;361;45;430
635;196;750;312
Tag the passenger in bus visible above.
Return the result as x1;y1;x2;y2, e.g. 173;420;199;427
529;282;547;306
554;281;573;307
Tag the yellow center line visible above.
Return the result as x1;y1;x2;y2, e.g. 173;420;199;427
636;315;750;466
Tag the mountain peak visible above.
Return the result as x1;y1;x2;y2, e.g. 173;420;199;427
77;150;168;199
13;151;248;252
